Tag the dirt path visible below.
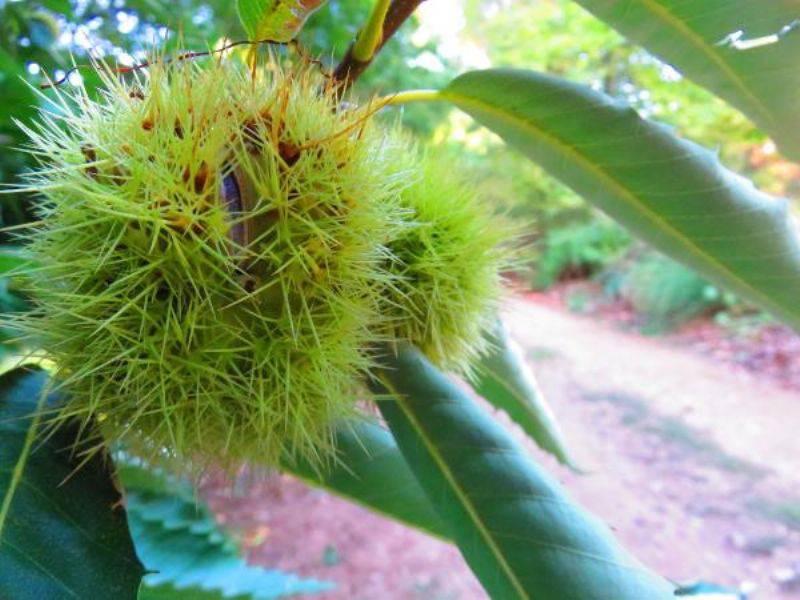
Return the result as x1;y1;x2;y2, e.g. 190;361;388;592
507;298;800;486
505;298;800;599
205;296;800;599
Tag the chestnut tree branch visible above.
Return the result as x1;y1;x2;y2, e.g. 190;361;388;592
332;0;426;92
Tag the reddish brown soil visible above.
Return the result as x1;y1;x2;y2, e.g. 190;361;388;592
203;474;485;599
203;294;800;599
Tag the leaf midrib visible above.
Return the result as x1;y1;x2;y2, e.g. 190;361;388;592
379;373;529;600
441;89;794;328
483;365;538;423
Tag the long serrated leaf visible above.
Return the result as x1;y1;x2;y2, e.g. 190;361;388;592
0;368;144;599
120;463;332;599
139;582;263;600
283;421;449;539
130;518;330;599
573;0;800;161
440;69;800;330
372;344;674;599
236;0;327;42
473;320;576;469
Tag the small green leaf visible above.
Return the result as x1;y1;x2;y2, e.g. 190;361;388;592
440;69;800;331
283;421;449;539
0;246;35;275
38;0;73;14
236;0;328;42
0;368;144;599
372;344;674;599
473;320;577;469
120;462;332;599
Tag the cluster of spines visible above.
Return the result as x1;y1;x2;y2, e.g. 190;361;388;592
13;58;509;473
383;156;512;376
14;61;411;471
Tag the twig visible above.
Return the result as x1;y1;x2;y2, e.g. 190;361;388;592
332;0;426;93
352;0;392;62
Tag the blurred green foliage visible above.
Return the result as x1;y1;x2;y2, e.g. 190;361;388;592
534;220;630;289
0;0;65;232
608;252;737;333
462;0;761;169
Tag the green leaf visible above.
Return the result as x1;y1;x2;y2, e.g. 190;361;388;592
372;344;675;599
38;0;73;14
236;0;328;42
120;462;332;599
573;0;800;161
473;320;577;469
283;421;449;539
0;246;35;275
0;368;144;599
440;69;800;330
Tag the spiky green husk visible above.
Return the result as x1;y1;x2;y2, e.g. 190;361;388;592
16;60;410;470
384;156;510;375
